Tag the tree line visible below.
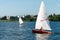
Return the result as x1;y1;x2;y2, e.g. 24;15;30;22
22;14;60;21
48;14;60;21
0;14;60;22
0;16;18;22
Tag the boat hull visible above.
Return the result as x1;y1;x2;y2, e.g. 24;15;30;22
32;29;51;34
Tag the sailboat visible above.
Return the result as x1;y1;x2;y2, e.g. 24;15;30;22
19;17;23;24
32;1;51;34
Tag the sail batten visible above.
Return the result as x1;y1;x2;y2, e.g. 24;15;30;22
35;1;51;30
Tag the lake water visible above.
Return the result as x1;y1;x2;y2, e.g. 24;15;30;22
0;22;60;40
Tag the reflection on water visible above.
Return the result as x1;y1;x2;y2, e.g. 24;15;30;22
35;34;50;40
19;24;23;27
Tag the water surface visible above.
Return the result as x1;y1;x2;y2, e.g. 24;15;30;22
0;22;60;40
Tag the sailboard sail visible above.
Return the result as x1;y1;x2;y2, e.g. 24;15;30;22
19;17;23;24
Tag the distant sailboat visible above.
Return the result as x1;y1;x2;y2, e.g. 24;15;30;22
32;1;51;34
19;17;23;24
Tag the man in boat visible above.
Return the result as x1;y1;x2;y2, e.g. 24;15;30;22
39;27;45;32
39;27;51;34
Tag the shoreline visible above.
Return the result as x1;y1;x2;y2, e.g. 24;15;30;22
0;20;60;22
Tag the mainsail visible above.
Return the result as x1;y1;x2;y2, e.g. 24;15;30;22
19;17;23;24
35;1;51;30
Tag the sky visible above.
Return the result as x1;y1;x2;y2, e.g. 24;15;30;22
0;0;60;16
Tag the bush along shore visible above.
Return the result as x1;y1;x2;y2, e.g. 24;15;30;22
0;14;60;22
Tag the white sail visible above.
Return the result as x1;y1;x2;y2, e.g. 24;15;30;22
19;17;23;24
35;1;51;30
